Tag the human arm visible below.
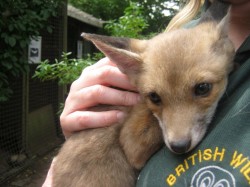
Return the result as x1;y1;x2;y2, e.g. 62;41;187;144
42;57;140;186
60;57;140;138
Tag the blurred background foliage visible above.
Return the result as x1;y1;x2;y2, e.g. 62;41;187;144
34;0;183;85
0;0;62;101
69;0;182;33
1;0;182;101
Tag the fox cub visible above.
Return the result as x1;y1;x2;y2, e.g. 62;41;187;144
52;1;234;187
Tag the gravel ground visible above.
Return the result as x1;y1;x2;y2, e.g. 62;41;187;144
2;148;59;187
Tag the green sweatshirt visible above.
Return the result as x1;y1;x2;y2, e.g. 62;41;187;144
136;36;250;186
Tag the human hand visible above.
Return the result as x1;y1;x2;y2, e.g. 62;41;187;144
60;57;140;138
42;158;56;187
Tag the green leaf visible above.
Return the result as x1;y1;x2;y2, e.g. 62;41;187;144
20;40;28;48
2;62;13;70
47;26;53;33
8;24;14;31
0;88;13;102
8;37;16;47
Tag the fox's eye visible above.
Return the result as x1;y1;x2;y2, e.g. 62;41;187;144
148;92;161;105
194;83;212;97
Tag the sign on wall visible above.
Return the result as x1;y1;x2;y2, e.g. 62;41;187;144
77;40;83;59
28;36;42;64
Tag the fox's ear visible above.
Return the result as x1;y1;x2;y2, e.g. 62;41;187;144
213;12;233;49
216;13;230;38
198;0;230;24
81;33;145;77
215;13;234;70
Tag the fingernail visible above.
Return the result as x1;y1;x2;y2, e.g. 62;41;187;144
117;111;126;124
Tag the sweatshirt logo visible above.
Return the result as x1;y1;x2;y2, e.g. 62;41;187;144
190;165;236;187
166;147;250;186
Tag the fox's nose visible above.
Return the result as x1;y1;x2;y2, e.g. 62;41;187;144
170;140;191;154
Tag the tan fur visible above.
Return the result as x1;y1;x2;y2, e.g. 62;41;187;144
136;22;234;150
119;103;163;169
52;16;235;187
53;124;135;187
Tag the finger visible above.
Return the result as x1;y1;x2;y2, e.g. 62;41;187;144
64;85;139;114
42;158;56;187
83;57;117;72
72;85;140;111
70;57;118;92
84;66;136;90
72;65;136;92
61;110;127;138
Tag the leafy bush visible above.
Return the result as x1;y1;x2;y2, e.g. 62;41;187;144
34;2;149;86
33;2;150;114
104;2;148;38
0;0;61;101
33;52;95;85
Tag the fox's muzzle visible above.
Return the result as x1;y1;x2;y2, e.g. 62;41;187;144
170;139;192;154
